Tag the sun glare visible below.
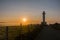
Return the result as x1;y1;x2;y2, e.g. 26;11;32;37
22;18;27;22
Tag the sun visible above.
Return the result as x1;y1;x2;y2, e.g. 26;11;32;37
22;18;27;22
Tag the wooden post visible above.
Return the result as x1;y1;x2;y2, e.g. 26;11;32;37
5;26;8;40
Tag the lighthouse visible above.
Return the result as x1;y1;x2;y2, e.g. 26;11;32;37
41;11;47;25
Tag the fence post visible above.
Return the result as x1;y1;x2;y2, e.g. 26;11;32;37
5;26;8;40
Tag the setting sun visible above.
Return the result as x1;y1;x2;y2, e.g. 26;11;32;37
22;18;27;22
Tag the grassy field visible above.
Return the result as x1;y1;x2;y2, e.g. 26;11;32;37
0;23;60;40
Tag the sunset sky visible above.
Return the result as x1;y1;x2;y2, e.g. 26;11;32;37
0;0;60;26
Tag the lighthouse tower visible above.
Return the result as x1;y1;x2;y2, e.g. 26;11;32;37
41;11;47;25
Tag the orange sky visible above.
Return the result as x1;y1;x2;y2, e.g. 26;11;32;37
0;17;60;26
0;0;60;26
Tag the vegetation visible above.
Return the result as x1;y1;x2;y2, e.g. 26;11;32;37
0;23;60;40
